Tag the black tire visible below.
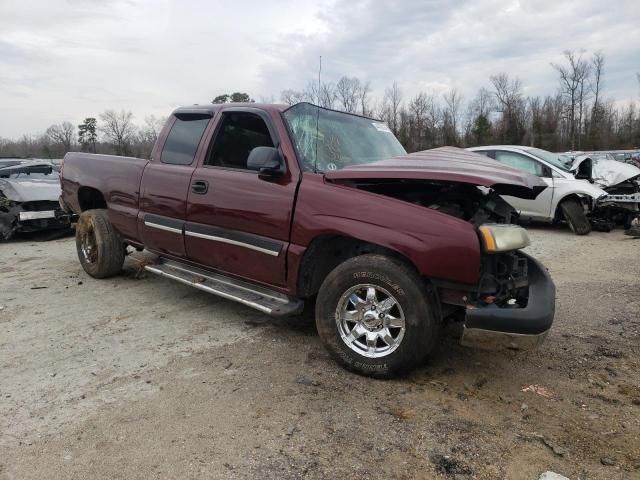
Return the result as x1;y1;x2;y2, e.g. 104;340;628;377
560;198;591;235
75;209;125;278
315;254;438;379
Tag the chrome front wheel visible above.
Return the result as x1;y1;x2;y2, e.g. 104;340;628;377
336;284;406;358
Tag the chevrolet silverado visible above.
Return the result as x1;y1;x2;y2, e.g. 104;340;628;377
59;102;555;378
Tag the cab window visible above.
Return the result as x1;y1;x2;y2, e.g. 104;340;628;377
161;114;211;165
206;112;274;170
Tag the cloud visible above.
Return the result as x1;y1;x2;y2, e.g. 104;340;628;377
0;0;638;138
258;0;640;103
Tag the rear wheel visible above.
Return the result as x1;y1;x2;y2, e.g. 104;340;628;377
560;198;591;235
315;254;438;378
75;209;125;278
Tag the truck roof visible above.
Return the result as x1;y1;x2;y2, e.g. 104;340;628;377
172;103;289;116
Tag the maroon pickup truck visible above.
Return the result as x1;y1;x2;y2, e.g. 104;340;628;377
60;102;555;378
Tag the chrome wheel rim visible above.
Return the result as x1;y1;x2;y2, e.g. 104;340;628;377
80;226;98;264
335;284;406;358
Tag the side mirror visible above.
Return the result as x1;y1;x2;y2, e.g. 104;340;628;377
574;158;593;181
247;146;285;177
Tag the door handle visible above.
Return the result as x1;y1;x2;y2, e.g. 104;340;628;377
191;180;209;195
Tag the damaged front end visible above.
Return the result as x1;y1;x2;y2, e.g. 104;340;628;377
0;160;70;240
573;156;640;230
439;222;554;350
461;250;554;350
0;195;69;240
344;177;555;350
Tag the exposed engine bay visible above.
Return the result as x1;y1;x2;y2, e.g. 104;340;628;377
347;179;520;225
347;179;530;310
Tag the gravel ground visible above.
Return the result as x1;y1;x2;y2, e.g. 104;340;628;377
1;227;639;479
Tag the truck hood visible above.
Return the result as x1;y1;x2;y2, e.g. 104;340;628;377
0;176;61;202
571;155;640;187
324;147;547;199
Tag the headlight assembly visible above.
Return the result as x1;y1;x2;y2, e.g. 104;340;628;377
478;224;530;253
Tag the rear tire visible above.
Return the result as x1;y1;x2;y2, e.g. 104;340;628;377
560;198;591;235
315;254;438;379
75;209;125;278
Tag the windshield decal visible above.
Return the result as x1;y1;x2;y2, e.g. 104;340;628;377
372;122;392;133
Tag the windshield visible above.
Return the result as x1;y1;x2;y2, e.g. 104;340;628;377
524;147;572;172
283;102;406;172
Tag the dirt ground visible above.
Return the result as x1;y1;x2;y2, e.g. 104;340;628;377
1;227;639;479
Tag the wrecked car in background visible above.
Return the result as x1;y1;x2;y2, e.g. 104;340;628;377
468;146;640;235
0;159;70;240
568;153;640;230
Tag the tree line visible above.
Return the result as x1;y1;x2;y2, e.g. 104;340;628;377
1;50;638;160
0;110;167;160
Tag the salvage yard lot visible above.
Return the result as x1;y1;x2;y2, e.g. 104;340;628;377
1;229;639;479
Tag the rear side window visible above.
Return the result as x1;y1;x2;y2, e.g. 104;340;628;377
494;151;545;177
161;114;210;165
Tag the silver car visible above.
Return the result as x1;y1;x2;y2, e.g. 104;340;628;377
0;159;69;240
467;146;640;235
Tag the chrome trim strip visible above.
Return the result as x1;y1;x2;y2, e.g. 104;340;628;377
144;221;182;234
184;230;280;256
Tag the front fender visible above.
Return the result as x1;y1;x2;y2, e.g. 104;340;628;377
551;179;607;215
291;175;482;285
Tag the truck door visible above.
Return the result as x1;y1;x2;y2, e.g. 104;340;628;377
185;108;298;287
139;113;212;257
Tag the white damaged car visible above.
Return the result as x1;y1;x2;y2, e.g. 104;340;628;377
467;146;640;235
0;159;70;240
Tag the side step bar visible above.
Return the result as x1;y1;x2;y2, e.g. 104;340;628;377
145;257;304;316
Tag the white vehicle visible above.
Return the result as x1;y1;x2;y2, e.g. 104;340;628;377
467;146;640;235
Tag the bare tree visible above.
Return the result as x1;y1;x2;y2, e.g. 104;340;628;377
471;87;494;118
443;88;463;145
136;115;166;158
335;76;361;113
359;81;372;116
99;109;136;156
588;52;605;147
591;52;605;113
490;73;526;144
551;50;591;149
280;89;305;105
318;82;337;109
408;93;430;150
383;81;402;134
45;121;74;153
300;81;336;108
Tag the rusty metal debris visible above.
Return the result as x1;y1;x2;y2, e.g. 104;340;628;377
521;384;558;399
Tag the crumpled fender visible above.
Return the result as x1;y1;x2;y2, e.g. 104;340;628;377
550;178;608;217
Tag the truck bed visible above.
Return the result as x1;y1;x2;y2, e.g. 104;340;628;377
60;152;148;241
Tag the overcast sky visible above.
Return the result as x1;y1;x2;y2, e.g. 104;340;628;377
1;0;638;138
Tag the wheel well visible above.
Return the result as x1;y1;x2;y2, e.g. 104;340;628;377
297;235;416;298
554;194;589;221
77;187;107;211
